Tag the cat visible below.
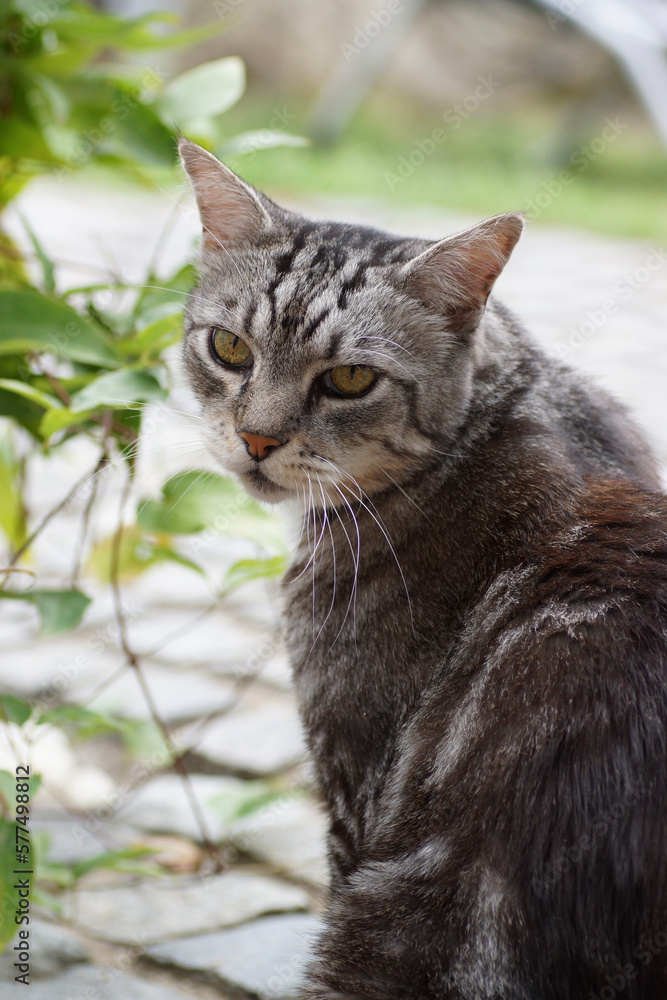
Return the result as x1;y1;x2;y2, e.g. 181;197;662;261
179;138;667;1000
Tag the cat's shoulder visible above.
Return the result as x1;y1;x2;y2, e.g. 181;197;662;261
457;476;667;694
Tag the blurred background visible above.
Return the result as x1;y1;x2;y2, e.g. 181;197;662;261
1;2;666;998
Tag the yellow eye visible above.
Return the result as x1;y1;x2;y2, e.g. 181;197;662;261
328;365;377;396
211;329;252;366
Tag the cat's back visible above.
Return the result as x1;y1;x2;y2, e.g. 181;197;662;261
358;478;667;998
368;475;667;846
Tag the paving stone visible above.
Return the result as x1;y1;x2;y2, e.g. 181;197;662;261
231;795;328;889
194;700;307;776
0;640;121;702
258;651;293;692
0;727;117;812
0;919;88;980
139;610;262;667
123;562;215;609
32;816;136;866
65;869;309;945
84;662;235;722
0;600;36;646
116;773;253;841
146;912;324;1000
3;964;191;1000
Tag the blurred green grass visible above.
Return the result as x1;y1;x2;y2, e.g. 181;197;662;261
219;95;667;240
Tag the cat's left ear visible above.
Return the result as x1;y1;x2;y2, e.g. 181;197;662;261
179;139;272;250
402;213;524;334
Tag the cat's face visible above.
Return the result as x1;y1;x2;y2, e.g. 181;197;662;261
180;141;522;506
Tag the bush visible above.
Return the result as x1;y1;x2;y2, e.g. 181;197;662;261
0;0;294;950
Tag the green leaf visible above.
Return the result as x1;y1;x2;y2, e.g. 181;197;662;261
224;555;287;593
106;100;178;169
207;780;282;827
157;57;245;127
0;378;62;412
69;369;166;412
0;590;91;635
0;772;15;818
39;406;96;439
136;470;238;535
0;770;41;820
0;292;120;368
221;129;310;159
87;525;201;583
37;705;127;740
30;886;63;916
132;313;182;357
18;214;56;294
136;470;284;548
27;72;71;128
0;696;32;727
0;117;56;161
0;816;23;951
70;847;154;880
0;441;26;548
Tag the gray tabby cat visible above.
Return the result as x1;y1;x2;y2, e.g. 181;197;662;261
179;139;667;1000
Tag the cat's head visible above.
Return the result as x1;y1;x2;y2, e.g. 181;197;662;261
179;139;523;505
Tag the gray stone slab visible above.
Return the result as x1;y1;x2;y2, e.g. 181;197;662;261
84;662;235;722
65;869;309;945
258;651;293;692
0;640;120;702
32;817;131;865
231;795;328;889
0;919;88;980
146;912;324;1000
116;773;252;841
3;964;190;1000
194;701;307;776
137;610;262;667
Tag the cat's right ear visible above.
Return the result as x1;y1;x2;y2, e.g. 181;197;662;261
401;213;524;335
179;139;272;250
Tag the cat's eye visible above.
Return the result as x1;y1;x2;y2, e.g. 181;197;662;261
326;365;377;397
211;328;252;367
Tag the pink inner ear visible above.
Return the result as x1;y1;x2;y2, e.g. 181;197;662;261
179;140;268;249
406;214;524;330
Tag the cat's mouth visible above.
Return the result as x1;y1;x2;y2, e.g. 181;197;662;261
240;466;289;502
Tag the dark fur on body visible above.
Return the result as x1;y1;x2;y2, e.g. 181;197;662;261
179;140;667;999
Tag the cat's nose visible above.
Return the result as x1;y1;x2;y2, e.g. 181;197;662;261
238;431;285;461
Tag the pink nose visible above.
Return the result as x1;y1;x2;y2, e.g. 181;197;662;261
239;431;283;460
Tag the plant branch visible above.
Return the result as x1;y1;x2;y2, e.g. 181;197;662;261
0;449;107;589
109;470;223;869
70;421;111;588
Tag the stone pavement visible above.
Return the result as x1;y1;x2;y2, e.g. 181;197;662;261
0;176;665;998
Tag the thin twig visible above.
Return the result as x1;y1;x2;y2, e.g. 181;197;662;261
27;353;72;408
0;450;106;589
70;456;107;590
109;469;223;868
70;413;112;590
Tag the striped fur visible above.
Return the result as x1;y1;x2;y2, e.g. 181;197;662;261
181;142;667;999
